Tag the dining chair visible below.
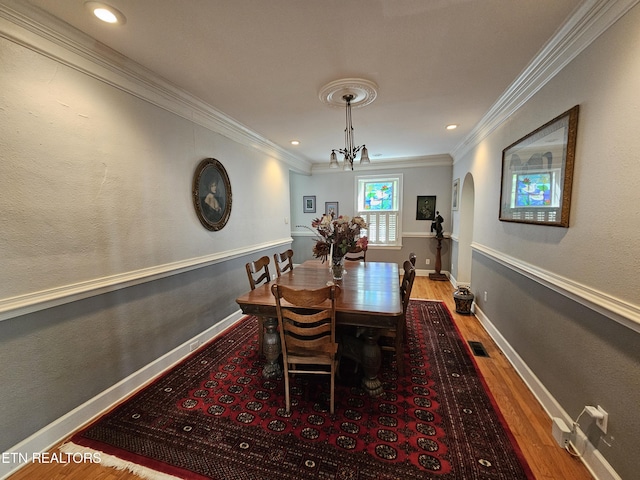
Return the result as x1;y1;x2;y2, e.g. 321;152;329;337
274;249;294;276
245;255;272;356
344;246;366;262
409;252;416;266
380;260;416;376
271;283;341;414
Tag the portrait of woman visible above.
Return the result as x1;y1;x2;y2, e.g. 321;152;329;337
202;174;223;223
192;158;232;230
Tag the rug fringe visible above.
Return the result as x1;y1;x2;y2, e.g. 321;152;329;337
59;442;183;480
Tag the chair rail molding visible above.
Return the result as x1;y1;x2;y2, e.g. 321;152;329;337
0;238;292;323
472;242;640;334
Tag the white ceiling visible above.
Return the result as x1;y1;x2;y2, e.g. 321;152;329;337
21;0;583;167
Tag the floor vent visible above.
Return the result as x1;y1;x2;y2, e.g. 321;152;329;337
468;341;489;357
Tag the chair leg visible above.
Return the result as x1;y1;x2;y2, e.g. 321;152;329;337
283;367;291;414
330;363;336;414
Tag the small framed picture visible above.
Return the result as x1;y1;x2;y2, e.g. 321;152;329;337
416;196;436;220
325;201;339;217
452;178;460;211
303;195;316;213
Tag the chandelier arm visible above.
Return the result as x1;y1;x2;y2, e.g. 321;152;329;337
328;91;369;170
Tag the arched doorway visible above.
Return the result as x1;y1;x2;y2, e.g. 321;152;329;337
457;173;475;285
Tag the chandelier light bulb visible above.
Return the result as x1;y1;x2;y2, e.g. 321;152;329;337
329;151;339;168
360;146;370;164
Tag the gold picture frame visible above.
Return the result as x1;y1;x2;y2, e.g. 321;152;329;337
499;105;579;227
192;158;232;231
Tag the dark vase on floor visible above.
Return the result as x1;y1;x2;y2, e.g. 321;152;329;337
453;286;474;314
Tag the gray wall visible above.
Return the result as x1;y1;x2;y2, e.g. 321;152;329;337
451;4;640;479
2;2;639;479
472;252;640;478
0;251;284;452
0;17;292;454
290;164;453;271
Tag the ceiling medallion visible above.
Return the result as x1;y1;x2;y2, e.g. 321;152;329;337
320;79;378;170
319;78;378;109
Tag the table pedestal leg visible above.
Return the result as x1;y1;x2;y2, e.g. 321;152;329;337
360;327;383;397
262;317;281;378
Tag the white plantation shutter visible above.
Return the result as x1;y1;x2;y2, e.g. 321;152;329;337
378;215;387;243
365;213;377;242
388;213;397;242
362;212;399;244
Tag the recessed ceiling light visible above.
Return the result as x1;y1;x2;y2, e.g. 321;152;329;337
85;2;126;25
446;124;458;130
290;140;300;146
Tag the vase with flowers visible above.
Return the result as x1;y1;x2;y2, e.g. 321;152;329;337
300;214;368;280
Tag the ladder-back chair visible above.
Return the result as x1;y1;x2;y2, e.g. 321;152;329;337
344;247;366;262
271;283;341;414
245;256;271;355
274;249;294;276
380;260;415;375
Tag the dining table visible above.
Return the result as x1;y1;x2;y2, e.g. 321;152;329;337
235;259;402;396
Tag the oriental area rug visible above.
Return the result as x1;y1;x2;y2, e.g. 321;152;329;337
61;300;533;480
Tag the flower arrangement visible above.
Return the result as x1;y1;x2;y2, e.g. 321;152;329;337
301;214;368;263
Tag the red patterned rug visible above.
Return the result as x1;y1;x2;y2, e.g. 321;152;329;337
62;300;533;479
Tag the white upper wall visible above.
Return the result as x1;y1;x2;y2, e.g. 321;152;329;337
0;34;291;301
453;3;640;310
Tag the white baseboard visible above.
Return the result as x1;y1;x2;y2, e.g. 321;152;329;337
473;306;621;480
0;310;245;480
414;269;451;278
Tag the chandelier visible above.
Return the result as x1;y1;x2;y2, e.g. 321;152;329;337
320;78;378;171
329;94;369;170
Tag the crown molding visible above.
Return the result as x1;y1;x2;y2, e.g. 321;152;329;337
451;0;640;161
0;1;312;174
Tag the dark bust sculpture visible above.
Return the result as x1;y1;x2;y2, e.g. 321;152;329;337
430;211;444;239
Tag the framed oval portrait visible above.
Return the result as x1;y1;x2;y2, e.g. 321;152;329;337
192;158;232;231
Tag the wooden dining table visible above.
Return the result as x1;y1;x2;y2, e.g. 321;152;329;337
235;260;402;396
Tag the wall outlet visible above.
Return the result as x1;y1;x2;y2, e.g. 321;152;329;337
585;405;608;434
484;291;488;301
425;259;430;265
189;341;200;352
596;405;608;434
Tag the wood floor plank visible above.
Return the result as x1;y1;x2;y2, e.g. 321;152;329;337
8;276;594;480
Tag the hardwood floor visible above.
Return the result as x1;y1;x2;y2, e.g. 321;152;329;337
9;277;593;480
412;277;593;480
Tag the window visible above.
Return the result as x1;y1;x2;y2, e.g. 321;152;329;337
356;174;403;246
